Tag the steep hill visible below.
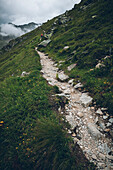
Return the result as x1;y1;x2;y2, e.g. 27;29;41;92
0;0;113;169
39;0;113;115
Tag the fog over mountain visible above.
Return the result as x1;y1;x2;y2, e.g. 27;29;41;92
0;22;39;49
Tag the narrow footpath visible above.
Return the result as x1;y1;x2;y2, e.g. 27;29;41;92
36;48;113;170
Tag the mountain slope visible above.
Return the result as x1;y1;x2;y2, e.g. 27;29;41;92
0;0;113;169
38;0;113;114
0;22;40;49
0;3;95;169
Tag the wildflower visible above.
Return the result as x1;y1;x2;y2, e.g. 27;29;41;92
0;121;4;124
29;80;31;82
16;147;18;150
19;143;21;146
27;148;30;151
7;127;8;129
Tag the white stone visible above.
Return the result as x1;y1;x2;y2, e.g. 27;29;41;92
77;112;84;118
95;117;99;123
92;154;97;160
64;46;69;50
87;122;102;139
106;122;112;127
59;60;65;64
64;89;71;94
21;71;30;77
98;153;106;160
103;115;108;120
58;73;69;81
96;108;103;115
80;93;93;107
68;79;74;84
66;115;76;129
67;64;76;71
95;63;105;68
74;82;83;89
109;118;113;123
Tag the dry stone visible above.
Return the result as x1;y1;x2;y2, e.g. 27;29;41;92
67;64;76;71
87;123;102;139
58;73;69;81
77;112;84;118
96;108;103;115
74;82;83;89
80;93;93;107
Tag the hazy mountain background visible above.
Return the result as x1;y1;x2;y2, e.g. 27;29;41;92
0;22;40;49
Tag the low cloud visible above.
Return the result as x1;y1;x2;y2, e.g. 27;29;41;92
0;24;24;37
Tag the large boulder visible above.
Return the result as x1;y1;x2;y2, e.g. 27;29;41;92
87;122;102;139
80;93;93;107
57;73;69;82
38;39;51;47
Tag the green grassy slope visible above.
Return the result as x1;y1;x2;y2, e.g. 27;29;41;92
0;0;112;168
38;0;113;115
0;17;95;169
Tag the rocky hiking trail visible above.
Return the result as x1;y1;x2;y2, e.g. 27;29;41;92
35;48;113;170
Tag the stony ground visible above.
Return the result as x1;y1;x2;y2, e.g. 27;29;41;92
36;49;113;170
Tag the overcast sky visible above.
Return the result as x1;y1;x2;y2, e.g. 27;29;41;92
0;0;81;25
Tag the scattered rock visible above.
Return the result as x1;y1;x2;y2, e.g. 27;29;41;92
99;122;106;130
95;63;105;68
21;71;30;77
95;117;99;124
103;115;108;120
64;89;71;94
73;137;79;143
58;60;65;64
77;112;84;118
96;108;103;115
57;73;69;81
66;115;77;129
68;130;72;134
107;155;113;161
98;153;106;160
101;108;108;111
67;64;76;71
72;133;76;137
104;128;110;132
98;143;111;154
104;56;110;60
92;154;97;160
80;93;93;107
74;82;83;89
98;163;105;168
92;15;97;18
68;79;74;84
109;118;113;124
106;122;112;127
87;122;102;139
39;39;51;47
63;46;69;50
109;129;113;138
